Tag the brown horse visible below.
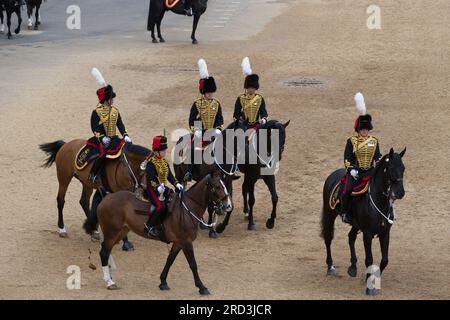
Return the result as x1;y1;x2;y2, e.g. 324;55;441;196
39;139;151;248
83;170;232;295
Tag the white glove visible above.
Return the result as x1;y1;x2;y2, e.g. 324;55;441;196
102;136;111;146
260;118;267;125
214;128;221;135
124;135;132;143
176;183;184;192
350;169;359;178
157;184;165;194
194;130;202;139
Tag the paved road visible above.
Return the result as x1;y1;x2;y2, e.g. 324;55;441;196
0;0;282;44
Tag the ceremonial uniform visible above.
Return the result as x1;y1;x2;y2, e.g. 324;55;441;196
341;93;382;223
87;71;132;184
234;57;268;129
144;136;183;237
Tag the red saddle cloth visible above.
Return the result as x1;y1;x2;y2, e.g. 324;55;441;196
341;175;372;194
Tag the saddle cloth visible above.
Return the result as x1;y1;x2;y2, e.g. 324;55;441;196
75;138;125;171
329;175;371;210
165;0;181;9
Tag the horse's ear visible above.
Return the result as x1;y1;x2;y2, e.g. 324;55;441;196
389;148;394;158
283;120;291;128
399;147;406;158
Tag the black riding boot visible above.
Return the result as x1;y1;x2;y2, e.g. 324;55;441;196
144;205;160;237
340;194;352;224
89;158;104;184
183;0;193;16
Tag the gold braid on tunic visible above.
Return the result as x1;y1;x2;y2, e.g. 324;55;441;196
95;104;120;137
240;93;262;124
350;136;378;170
195;98;219;130
149;156;170;186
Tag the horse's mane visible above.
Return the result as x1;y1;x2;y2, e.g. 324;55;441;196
126;144;152;157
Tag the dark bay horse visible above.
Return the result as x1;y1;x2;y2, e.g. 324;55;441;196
173;127;240;238
147;0;208;44
0;0;22;39
25;0;42;30
39;140;151;250
83;171;231;294
215;119;290;233
321;148;406;295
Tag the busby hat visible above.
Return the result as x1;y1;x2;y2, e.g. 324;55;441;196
152;136;168;152
198;59;217;95
353;92;373;132
241;57;260;90
91;68;116;103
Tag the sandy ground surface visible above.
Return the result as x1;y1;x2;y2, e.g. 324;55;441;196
0;0;449;299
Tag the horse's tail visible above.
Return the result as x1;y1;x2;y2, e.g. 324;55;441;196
39;140;65;168
320;169;345;241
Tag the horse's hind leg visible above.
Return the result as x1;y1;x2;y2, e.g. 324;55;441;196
34;3;40;29
99;240;118;290
182;242;209;295
246;177;256;231
159;243;182;291
56;173;73;237
262;175;278;229
379;231;390;274
0;10;4;33
347;226;359;277
363;232;377;295
321;206;338;276
242;179;249;217
27;4;32;29
79;185;99;241
6;11;12;39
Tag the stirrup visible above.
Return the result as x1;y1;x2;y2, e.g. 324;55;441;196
184;171;193;182
144;223;158;237
341;213;351;224
185;8;193;16
89;174;97;183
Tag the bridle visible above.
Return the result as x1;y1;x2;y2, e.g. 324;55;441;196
368;157;402;225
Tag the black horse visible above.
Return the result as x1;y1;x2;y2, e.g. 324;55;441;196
0;0;22;39
321;148;406;295
173;125;240;238
147;0;208;44
215;119;290;233
26;0;42;30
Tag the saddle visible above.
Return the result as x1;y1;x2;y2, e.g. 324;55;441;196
133;190;177;216
75;138;125;171
329;176;371;210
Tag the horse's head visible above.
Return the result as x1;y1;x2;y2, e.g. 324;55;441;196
382;147;406;200
206;170;233;215
264;119;290;161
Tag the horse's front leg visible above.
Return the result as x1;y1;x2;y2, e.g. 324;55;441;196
379;230;390;274
247;178;256;230
182;242;209;295
7;11;12;39
191;14;200;44
0;10;4;34
262;175;278;229
207;205;218;239
347;226;359;277
242;178;249;217
159;243;182;291
34;5;40;30
157;11;165;42
363;232;377;295
14;7;22;34
27;5;32;29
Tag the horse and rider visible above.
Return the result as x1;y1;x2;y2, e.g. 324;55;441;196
321;92;406;295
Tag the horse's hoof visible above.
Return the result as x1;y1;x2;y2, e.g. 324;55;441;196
122;241;135;252
266;218;275;229
247;223;256;231
215;223;225;234
107;283;119;290
59;231;68;238
34;26;38;31
199;288;210;295
159;37;165;43
347;266;357;278
14;29;20;34
366;288;379;296
192;39;198;45
159;283;170;291
91;231;101;242
152;39;158;43
209;230;218;239
327;266;337;276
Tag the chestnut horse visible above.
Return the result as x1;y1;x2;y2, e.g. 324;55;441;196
39;140;151;250
83;171;232;295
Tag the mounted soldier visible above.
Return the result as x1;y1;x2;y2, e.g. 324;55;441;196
88;68;132;185
143;135;184;237
185;58;224;181
233;57;268;130
341;92;381;223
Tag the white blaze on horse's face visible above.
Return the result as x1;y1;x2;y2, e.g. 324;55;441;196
220;180;233;212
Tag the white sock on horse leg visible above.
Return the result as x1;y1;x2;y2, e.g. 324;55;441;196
28;18;32;26
102;266;115;287
108;255;116;272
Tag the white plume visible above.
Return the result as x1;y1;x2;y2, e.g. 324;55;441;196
91;67;107;87
198;59;209;79
241;57;252;76
354;92;366;115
